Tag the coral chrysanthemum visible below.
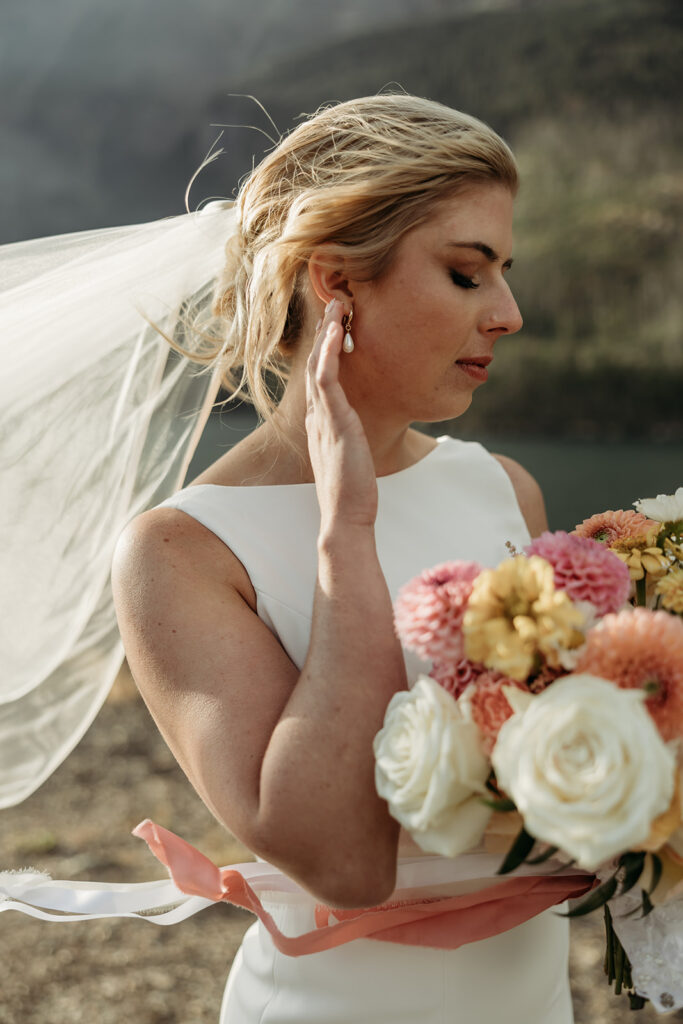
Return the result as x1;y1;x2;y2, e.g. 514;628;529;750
460;673;529;755
394;561;482;662
656;568;683;615
525;530;630;616
573;509;659;546
576;608;683;741
463;556;585;682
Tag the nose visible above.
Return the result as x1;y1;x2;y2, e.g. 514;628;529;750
481;281;523;337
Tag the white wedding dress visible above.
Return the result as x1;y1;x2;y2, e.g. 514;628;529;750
157;435;575;1024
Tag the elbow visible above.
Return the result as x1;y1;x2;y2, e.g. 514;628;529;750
318;865;397;910
253;831;398;909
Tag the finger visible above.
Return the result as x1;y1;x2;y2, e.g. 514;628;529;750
308;320;342;400
308;301;341;370
315;320;344;393
306;317;330;405
306;302;349;430
306;317;325;381
307;299;342;385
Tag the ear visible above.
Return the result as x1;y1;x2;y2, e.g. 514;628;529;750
307;246;355;307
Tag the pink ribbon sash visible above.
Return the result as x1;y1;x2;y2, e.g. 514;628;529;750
133;819;594;957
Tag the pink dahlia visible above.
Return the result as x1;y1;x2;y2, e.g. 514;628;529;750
573;509;659;546
394;561;482;662
431;658;497;699
525;530;630;616
462;673;529;755
576;608;683;741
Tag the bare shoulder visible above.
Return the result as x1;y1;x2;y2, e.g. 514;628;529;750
112;505;256;610
491;453;549;539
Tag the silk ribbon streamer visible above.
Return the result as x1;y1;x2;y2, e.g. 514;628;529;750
132;819;594;955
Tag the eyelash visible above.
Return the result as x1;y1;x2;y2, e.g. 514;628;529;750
450;269;479;290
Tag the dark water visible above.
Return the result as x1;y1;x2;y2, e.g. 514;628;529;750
187;410;683;534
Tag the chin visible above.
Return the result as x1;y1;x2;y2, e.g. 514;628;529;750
416;393;473;425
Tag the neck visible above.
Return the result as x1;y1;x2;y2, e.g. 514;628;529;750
266;374;435;483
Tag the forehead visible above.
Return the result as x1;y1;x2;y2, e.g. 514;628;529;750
416;184;515;246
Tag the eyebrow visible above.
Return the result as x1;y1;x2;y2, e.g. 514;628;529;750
446;241;513;269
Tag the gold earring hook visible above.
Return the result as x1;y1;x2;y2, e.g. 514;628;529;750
341;307;354;353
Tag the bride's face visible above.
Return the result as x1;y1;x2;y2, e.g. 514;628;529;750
341;183;523;426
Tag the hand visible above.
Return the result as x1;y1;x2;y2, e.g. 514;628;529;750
305;300;378;533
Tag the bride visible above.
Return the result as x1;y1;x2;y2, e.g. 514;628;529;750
2;93;586;1022
112;94;578;1023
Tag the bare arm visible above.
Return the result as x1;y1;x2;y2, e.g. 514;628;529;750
113;303;404;908
493;453;549;538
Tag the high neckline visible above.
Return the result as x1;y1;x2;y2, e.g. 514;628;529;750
188;435;455;492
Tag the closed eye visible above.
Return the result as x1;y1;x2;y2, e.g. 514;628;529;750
450;269;479;290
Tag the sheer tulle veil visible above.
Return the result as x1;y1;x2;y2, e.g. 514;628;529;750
0;200;237;807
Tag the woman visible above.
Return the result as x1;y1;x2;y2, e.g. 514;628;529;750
109;94;577;1023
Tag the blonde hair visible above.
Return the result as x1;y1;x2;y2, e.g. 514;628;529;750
192;93;517;420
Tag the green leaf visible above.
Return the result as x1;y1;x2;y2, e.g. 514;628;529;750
480;796;517;812
525;844;560;865
548;856;576;874
646;853;662;897
617;851;646;896
640;888;654;918
559;875;618;917
496;826;536;875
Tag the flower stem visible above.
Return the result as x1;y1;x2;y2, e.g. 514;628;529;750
635;576;647;607
603;903;647;1009
615;940;625;994
604;904;615;983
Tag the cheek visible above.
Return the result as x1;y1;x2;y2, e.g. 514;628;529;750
360;280;439;354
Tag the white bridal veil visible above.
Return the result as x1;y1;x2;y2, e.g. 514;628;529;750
0;201;236;807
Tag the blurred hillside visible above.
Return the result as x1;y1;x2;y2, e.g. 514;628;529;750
3;0;681;437
0;0;485;240
200;0;681;440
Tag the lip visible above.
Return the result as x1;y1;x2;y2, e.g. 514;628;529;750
455;356;492;382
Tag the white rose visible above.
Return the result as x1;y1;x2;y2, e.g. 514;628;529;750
633;487;683;523
492;673;676;871
374;675;491;857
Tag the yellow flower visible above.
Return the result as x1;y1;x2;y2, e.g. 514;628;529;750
463;556;584;682
664;535;683;564
610;528;669;581
656;567;683;614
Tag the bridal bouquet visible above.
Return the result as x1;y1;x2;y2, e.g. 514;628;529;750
374;487;683;1012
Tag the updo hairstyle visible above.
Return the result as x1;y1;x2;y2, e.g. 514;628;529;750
197;93;518;421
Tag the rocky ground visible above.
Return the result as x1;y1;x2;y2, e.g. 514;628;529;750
1;666;680;1024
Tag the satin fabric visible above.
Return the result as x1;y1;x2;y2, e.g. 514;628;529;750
156;437;581;1022
221;911;575;1024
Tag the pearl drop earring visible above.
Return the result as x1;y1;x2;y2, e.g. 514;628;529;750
342;308;354;353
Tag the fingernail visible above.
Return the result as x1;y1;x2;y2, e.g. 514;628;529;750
315;318;322;331
325;298;337;312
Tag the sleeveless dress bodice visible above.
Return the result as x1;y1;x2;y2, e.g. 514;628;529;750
157;436;575;1024
159;436;531;681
